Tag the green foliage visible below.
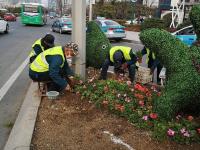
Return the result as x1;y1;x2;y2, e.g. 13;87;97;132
139;28;200;120
86;21;111;69
162;13;172;28
93;2;155;20
189;5;200;41
141;18;165;31
75;79;200;144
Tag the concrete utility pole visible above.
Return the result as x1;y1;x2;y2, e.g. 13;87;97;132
89;0;95;21
72;0;86;80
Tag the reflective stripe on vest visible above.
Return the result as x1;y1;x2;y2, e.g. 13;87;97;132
30;46;65;72
146;48;156;64
110;46;132;63
29;39;45;57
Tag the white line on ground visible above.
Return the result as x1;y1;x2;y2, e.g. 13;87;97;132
103;131;135;150
0;57;29;102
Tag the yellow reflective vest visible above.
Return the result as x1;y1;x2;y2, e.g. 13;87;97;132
109;46;139;67
30;46;65;72
110;46;132;62
29;39;45;58
146;48;156;64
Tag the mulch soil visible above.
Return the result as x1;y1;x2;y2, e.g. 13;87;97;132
31;92;200;150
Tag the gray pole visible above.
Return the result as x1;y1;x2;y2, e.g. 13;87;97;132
72;0;86;80
89;0;92;21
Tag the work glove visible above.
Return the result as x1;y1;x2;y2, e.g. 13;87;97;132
121;63;128;70
66;76;75;88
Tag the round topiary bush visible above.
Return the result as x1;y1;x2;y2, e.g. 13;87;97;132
86;21;111;69
139;28;200;120
189;5;200;41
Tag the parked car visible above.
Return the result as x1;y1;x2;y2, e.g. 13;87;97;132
4;13;16;21
0;17;9;33
94;19;126;41
51;18;72;34
171;25;196;46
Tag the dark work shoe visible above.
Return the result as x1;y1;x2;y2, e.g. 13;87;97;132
98;76;106;80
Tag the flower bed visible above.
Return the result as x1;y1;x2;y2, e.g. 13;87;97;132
75;75;200;144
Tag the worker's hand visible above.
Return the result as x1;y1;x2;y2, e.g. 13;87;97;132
66;76;74;88
65;84;71;91
122;63;128;69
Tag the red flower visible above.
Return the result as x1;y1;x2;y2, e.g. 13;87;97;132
134;93;144;99
149;113;158;119
187;115;194;121
197;128;200;134
134;84;148;93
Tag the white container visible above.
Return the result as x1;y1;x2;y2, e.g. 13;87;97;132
46;91;59;100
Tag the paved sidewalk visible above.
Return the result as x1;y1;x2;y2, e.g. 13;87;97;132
124;31;141;43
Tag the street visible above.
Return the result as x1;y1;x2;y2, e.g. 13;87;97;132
0;17;143;149
0;18;72;149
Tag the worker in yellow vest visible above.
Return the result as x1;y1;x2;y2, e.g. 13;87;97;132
29;42;78;92
29;34;55;63
99;46;139;82
141;46;162;83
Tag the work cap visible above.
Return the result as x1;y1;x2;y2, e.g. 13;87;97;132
43;34;55;47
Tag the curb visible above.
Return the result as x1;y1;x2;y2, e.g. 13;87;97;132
4;82;41;150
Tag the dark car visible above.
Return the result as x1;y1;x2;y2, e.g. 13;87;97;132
51;17;72;34
4;13;16;21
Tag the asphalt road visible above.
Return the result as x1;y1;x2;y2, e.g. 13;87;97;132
0;17;143;149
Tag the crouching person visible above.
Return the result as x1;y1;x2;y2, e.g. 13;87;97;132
99;46;138;83
29;42;78;92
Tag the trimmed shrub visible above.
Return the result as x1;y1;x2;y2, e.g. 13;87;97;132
140;18;165;31
86;21;111;69
189;5;200;41
139;28;200;120
162;13;172;28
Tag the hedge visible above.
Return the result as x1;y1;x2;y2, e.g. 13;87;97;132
86;21;111;69
140;18;165;31
139;28;200;120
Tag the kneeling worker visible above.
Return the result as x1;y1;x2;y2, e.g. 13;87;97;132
99;46;138;82
29;42;78;92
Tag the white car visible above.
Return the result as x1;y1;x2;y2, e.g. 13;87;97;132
0;17;9;33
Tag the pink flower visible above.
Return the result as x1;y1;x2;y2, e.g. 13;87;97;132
125;97;131;103
142;115;148;121
167;129;175;136
180;128;186;134
139;100;144;106
126;81;132;86
176;115;182;120
183;131;190;137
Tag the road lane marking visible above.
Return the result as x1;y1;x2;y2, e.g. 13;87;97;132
0;57;29;102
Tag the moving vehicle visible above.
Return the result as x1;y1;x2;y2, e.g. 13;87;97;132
94;19;126;41
4;13;16;21
171;25;196;46
0;16;9;33
20;3;47;25
51;18;72;34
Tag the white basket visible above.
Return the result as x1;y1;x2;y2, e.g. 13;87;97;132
46;91;59;100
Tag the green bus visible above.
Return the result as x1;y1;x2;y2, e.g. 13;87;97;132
21;3;47;25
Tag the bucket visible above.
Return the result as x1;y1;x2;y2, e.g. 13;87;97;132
46;91;59;100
